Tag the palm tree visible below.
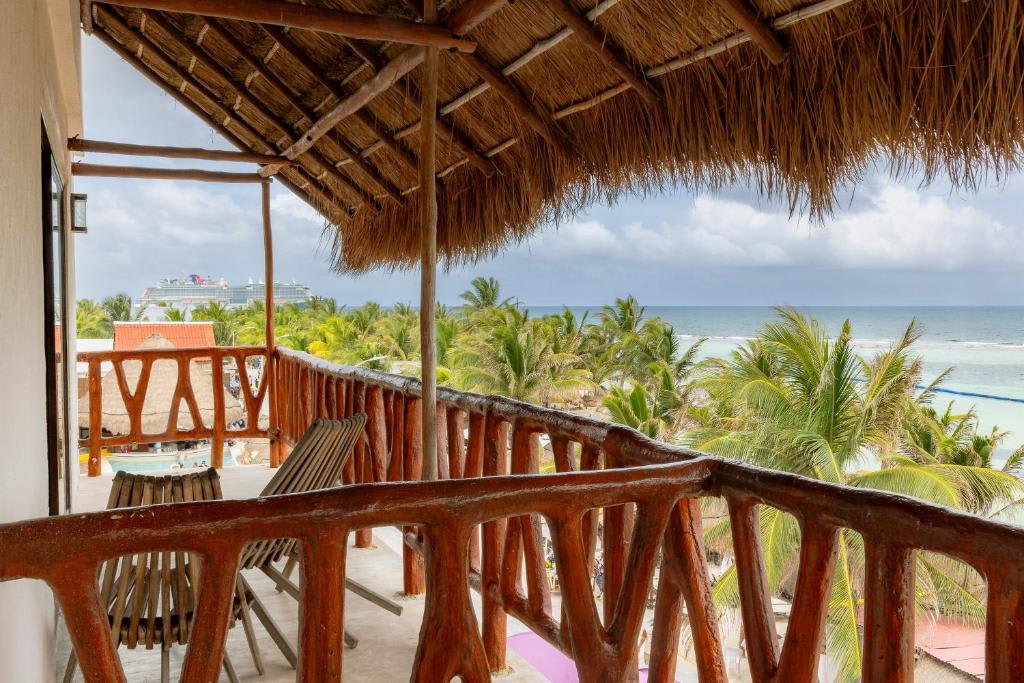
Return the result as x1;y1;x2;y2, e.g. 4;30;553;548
689;309;1024;680
191;301;240;346
76;299;112;338
162;307;187;322
459;276;508;310
101;293;145;322
457;311;589;404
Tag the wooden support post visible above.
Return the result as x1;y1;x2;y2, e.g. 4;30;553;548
419;0;439;483
87;358;102;477
862;539;916;681
262;181;283;469
98;0;476;52
403;398;426;595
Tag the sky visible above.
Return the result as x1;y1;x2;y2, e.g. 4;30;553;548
74;34;1024;307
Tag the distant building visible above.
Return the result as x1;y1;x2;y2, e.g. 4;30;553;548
113;322;215;351
136;274;312;314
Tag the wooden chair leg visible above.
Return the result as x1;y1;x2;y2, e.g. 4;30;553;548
278;555;298;590
222;649;240;683
235;577;265;675
161;645;170;683
344;630;359;649
240;574;298;669
62;651;77;683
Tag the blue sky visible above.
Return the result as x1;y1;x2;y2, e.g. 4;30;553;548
75;35;1024;307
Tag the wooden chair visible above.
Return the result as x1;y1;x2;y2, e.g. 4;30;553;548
62;468;257;683
237;414;403;657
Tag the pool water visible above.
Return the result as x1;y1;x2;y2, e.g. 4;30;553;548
107;447;236;474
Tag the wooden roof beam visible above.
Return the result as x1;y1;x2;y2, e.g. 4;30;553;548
266;46;427;173
715;0;787;64
68;138;290;164
262;24;421;175
97;0;477;52
541;0;660;106
447;0;509;36
72;162;267;183
91;25;347;220
459;52;574;158
136;9;380;207
204;20;405;203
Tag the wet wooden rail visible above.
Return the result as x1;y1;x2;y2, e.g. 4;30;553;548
23;345;1024;681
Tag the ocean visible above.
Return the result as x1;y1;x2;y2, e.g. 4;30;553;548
531;306;1024;464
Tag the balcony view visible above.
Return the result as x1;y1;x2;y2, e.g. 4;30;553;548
2;1;1024;682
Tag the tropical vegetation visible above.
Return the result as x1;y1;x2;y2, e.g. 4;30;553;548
74;283;1024;680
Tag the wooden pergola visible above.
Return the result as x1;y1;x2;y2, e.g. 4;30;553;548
72;0;1024;475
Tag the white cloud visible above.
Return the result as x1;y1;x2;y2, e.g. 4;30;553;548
516;182;1024;271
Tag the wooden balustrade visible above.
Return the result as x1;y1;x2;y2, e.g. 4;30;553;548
16;344;1024;680
78;346;269;475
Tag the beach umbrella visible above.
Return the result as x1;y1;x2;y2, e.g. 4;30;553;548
78;334;244;436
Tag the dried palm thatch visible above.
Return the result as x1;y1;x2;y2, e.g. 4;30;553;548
88;0;1024;272
78;335;244;436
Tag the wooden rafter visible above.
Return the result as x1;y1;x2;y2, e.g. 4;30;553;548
204;19;405;203
261;24;421;175
135;9;380;207
715;0;787;64
338;38;496;177
541;0;660;106
72;162;266;183
97;0;477;52
447;0;509;36
93;7;344;212
67;138;288;164
90;25;345;222
459;52;574;158
267;46;427;174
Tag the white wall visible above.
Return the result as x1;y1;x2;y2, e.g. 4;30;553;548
0;0;81;679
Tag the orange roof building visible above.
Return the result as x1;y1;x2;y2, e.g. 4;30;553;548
112;322;216;351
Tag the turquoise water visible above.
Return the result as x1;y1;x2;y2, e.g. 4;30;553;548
532;306;1024;461
108;448;235;473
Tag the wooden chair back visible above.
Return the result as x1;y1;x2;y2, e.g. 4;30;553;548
240;415;367;570
97;468;222;649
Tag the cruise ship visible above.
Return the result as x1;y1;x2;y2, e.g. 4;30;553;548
137;275;312;313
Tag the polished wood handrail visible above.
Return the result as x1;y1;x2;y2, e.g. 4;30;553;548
78;346;269;475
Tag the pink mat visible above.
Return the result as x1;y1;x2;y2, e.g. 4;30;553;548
507;631;671;682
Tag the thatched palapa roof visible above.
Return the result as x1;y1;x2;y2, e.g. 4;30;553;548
86;0;1024;271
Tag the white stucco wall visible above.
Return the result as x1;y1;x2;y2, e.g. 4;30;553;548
0;0;81;679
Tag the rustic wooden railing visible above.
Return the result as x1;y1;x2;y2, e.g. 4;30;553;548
272;347;1024;682
78;346;269;475
14;345;1021;680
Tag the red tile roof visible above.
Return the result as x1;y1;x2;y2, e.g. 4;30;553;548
917;619;986;679
113;322;216;351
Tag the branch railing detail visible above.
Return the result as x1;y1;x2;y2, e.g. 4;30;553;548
78;346;269;475
12;345;1022;680
272;347;1024;682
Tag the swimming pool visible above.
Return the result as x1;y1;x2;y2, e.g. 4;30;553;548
107;446;236;473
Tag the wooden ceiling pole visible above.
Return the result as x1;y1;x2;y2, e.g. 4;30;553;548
203;20;405;203
541;0;661;106
261;24;421;176
714;0;787;64
420;0;439;483
265;46;427;174
136;9;379;207
91;25;343;221
68;138;288;164
72;162;266;183
93;8;342;210
459;52;574;157
97;0;477;52
447;0;508;36
262;179;284;469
